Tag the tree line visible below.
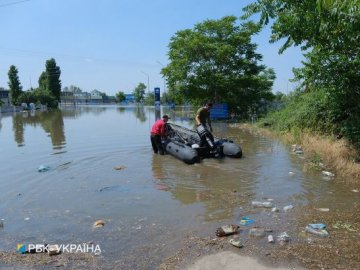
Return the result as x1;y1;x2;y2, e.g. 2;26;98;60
6;58;61;108
241;0;360;151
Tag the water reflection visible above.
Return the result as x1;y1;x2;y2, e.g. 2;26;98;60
155;107;161;121
151;153;257;221
134;105;147;122
12;109;66;149
12;112;25;146
117;107;125;114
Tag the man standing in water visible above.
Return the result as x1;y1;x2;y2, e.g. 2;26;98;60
195;102;214;147
150;115;170;155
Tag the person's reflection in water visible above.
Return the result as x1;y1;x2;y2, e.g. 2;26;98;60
151;154;170;191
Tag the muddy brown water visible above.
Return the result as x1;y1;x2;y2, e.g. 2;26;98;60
0;105;358;269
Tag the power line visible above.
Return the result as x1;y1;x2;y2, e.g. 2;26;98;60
0;0;30;8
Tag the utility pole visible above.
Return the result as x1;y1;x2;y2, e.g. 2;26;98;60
156;61;166;93
141;71;150;94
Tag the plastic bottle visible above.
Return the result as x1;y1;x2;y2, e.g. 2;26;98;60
305;225;329;237
283;205;294;212
249;228;266;237
277;232;290;243
268;235;274;243
252;201;273;208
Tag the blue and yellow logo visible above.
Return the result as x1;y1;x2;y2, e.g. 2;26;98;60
17;244;26;254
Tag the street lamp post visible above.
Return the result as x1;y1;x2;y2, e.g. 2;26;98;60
156;61;166;94
141;71;150;94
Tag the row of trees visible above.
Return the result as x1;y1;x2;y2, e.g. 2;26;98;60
242;0;360;149
7;58;61;108
116;82;155;105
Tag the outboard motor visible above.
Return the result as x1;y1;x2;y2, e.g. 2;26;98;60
196;124;215;149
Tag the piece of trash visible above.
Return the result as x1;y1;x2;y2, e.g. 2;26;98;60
295;150;303;154
309;223;326;230
305;225;329;237
277;232;291;243
229;238;243;248
191;144;199;148
24;217;30;221
268;235;274;243
271;207;279;212
352;189;359;193
292;144;302;152
114;165;126;170
315;208;330;212
48;244;61;256
249;228;266;237
215;224;239;237
322;171;335;177
93;219;105;228
38;165;50;172
239;216;255;226
283;205;294;212
333;222;357;232
252;201;273;208
288;172;295;176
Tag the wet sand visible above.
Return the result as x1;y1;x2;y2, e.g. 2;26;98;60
187;251;299;270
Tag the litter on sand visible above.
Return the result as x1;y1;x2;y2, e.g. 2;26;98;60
216;224;239;237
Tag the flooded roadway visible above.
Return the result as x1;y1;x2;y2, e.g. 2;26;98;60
0;105;358;269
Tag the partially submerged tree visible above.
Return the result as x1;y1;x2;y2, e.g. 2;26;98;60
44;58;61;101
162;16;275;116
115;91;126;103
8;65;23;105
132;83;146;103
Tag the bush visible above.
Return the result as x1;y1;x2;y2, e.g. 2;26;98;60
260;88;360;152
17;88;58;108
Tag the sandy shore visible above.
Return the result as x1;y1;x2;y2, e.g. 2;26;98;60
187;251;301;270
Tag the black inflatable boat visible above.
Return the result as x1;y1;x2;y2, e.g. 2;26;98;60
162;123;242;164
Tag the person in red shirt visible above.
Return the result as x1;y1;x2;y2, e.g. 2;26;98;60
150;115;170;155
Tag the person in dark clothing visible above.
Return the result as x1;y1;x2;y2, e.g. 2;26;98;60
150;115;170;155
195;102;214;147
195;102;213;132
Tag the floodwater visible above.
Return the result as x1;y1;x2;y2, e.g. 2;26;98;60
0;105;357;269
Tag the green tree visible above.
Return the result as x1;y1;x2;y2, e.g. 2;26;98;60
132;83;146;103
38;71;47;91
8;65;23;105
44;58;61;101
143;91;155;105
115;91;126;103
242;0;360;148
162;16;275;116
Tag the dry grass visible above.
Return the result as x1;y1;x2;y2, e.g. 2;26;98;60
233;123;360;183
300;134;360;181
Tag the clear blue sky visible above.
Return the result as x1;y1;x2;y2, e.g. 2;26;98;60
0;0;303;95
